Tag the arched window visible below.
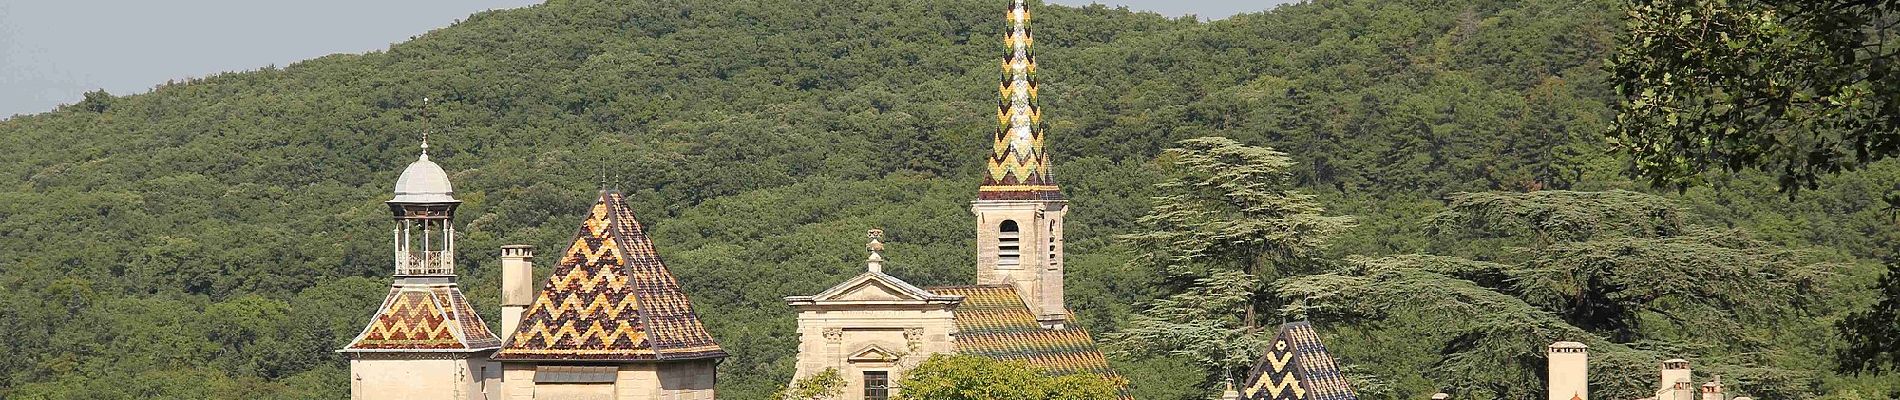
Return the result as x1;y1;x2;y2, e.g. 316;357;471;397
998;220;1021;267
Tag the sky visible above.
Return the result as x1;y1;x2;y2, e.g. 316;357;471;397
0;0;1294;119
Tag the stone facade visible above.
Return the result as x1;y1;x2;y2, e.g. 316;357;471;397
971;199;1069;328
350;354;500;400
786;262;962;400
498;361;717;400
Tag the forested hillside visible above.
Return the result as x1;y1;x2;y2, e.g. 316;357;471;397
0;0;1893;399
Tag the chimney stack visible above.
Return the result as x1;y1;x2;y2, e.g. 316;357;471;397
1660;359;1691;396
1669;379;1696;400
1700;377;1723;400
500;245;535;338
1547;342;1588;400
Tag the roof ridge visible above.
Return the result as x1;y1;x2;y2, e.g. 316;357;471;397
602;191;725;360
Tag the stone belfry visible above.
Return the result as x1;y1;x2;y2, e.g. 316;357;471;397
339;136;503;400
973;0;1069;328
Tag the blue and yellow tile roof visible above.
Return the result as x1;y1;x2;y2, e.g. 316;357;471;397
492;191;725;361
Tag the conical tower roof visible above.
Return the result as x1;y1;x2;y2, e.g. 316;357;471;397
493;191;726;361
1241;322;1359;400
980;0;1062;201
341;284;502;352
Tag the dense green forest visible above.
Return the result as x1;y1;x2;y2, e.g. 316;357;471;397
1;0;1896;398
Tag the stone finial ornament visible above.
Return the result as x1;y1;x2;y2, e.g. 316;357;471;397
866;228;886;273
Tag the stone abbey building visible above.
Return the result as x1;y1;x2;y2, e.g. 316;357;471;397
337;1;1115;399
339;138;723;400
782;0;1125;398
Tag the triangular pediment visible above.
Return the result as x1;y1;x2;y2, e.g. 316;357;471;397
833;279;911;301
848;344;902;363
808;271;946;303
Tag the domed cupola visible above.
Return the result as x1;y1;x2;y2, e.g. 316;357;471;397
385;140;460;277
390;151;457;204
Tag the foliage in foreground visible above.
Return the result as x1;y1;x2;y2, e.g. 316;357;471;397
1609;0;1900;193
895;354;1119;400
773;368;846;400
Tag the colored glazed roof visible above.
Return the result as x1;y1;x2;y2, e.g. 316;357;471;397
493;191;726;361
929;285;1122;387
980;0;1062;201
342;283;501;352
1242;322;1359;400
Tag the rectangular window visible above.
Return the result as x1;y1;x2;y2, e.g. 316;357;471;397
864;371;890;400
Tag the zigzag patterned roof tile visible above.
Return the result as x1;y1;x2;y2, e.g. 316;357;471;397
343;284;502;352
1242;321;1359;400
980;0;1062;201
492;191;725;361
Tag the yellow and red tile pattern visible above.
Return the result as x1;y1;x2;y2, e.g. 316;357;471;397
492;191;725;361
981;0;1062;201
345;285;502;351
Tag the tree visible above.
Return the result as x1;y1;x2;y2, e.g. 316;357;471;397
773;368;846;400
894;354;1118;400
1279;191;1833;399
1839;261;1900;374
1608;0;1900;193
1110;137;1355;385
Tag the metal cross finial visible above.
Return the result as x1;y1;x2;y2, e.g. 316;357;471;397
419;97;432;156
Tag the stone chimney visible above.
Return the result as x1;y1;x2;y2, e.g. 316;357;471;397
1548;341;1588;400
1700;377;1723;400
1660;359;1691;396
499;245;535;338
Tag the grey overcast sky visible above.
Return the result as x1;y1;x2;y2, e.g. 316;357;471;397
0;1;1293;119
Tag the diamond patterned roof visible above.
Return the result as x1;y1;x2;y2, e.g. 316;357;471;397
1242;322;1359;400
929;285;1122;388
343;284;501;352
492;191;725;361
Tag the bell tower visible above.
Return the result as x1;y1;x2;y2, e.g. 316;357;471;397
339;128;501;400
973;0;1068;329
388;142;458;277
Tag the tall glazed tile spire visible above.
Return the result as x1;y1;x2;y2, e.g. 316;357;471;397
981;0;1062;201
